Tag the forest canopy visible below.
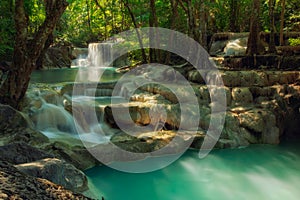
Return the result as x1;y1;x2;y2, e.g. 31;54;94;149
0;0;300;61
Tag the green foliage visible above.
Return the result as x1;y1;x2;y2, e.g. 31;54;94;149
24;0;46;34
289;38;300;46
0;1;15;61
1;0;300;61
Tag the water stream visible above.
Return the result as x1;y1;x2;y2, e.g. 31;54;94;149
30;42;121;144
86;142;300;200
29;42;300;200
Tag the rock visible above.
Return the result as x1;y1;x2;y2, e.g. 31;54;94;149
224;38;248;56
110;130;194;155
15;158;88;192
221;71;241;87
238;109;280;144
72;48;88;59
231;87;253;105
0;127;49;147
0;161;93;200
0;104;31;131
45;141;99;171
0;104;49;147
41;47;72;69
0;142;53;164
209;32;249;56
187;70;206;84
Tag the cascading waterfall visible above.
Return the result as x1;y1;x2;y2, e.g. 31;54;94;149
71;42;115;68
87;43;114;67
30;40;122;145
35;101;78;136
28;88;117;145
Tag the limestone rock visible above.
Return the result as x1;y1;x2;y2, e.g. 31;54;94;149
231;87;253;105
238;109;280;144
15;158;88;192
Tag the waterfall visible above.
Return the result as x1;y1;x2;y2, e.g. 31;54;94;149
87;43;114;67
35;102;78;136
71;42;115;68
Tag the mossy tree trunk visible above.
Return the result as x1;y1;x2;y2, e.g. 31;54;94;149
0;0;68;109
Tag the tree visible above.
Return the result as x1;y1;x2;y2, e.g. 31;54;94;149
246;0;264;55
122;0;147;63
149;0;158;62
0;0;68;109
0;0;15;61
268;0;277;53
229;0;239;32
279;0;286;46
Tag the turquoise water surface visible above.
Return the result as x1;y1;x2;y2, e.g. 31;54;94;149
31;67;121;83
85;143;300;200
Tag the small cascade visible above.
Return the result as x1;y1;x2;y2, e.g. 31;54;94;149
35;102;78;136
87;43;114;67
71;42;117;68
71;54;89;67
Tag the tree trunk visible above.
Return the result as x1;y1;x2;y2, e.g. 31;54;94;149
86;0;91;31
279;0;286;46
165;0;179;64
229;0;239;32
246;0;263;56
123;0;147;63
149;0;157;63
178;0;199;42
268;0;277;54
0;0;68;109
199;0;208;49
94;0;108;40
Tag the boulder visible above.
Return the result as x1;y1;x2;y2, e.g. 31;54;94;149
0;103;49;146
0;161;92;200
0;142;53;164
45;141;99;171
237;109;280;144
0;104;31;131
16;158;88;192
41;47;72;69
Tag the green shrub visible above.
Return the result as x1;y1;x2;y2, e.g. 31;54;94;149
289;38;300;46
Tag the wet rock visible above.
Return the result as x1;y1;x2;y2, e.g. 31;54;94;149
15;158;88;192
